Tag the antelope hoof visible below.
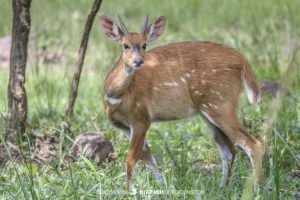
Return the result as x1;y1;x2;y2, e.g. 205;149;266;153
154;172;163;186
125;181;130;192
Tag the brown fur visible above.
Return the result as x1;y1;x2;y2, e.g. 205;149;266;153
100;16;263;191
104;41;259;137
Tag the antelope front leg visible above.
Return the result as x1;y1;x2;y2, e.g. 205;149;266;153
125;123;149;191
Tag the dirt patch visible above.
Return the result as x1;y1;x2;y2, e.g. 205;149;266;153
259;80;287;99
67;131;114;165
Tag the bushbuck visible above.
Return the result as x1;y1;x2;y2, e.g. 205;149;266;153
100;15;264;190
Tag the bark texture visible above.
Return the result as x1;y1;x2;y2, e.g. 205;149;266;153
5;0;32;142
64;0;103;129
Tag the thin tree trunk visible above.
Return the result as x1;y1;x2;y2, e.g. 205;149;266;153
5;0;32;143
64;0;103;130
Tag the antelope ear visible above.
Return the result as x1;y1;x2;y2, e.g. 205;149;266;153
145;16;166;42
100;15;123;42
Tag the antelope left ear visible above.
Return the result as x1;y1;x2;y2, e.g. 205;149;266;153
100;15;123;42
145;16;166;42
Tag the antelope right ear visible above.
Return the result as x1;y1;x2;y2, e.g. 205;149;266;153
100;16;123;42
145;16;166;42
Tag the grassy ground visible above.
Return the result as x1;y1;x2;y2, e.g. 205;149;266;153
0;0;300;199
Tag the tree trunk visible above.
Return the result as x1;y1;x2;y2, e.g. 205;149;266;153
64;0;103;130
5;0;32;143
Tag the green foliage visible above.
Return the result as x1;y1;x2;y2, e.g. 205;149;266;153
0;0;299;199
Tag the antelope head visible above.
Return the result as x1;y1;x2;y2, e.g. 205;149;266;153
100;15;166;69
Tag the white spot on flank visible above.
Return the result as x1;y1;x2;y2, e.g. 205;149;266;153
203;104;209;108
191;69;196;73
153;86;159;91
163;82;174;87
201;80;206;84
210;89;224;100
185;73;191;78
207;103;218;109
195;90;202;96
201;48;206;52
191;86;195;89
107;97;122;105
210;89;216;94
180;77;187;84
217;94;224;100
136;102;141;107
212;69;217;73
172;81;178;86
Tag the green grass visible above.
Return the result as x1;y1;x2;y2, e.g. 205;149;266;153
0;0;300;199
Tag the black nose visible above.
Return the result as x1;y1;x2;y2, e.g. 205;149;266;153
134;59;143;67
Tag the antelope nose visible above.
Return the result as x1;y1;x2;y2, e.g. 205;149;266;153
134;59;143;67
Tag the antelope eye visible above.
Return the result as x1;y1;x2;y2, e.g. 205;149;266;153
142;44;147;49
123;43;129;49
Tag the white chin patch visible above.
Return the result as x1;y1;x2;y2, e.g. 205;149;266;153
126;63;141;70
130;64;138;68
124;65;136;76
107;97;122;105
131;63;142;68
